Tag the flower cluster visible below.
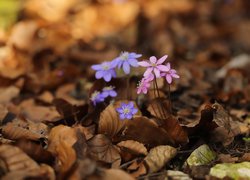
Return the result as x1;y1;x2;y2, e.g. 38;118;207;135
116;102;138;120
137;55;179;94
91;51;142;82
90;86;117;106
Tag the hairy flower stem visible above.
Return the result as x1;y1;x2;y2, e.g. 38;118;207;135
126;76;130;99
168;84;172;114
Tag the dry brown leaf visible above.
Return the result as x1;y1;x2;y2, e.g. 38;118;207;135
98;101;129;138
117;116;173;147
1;118;48;141
16;140;55;165
55;83;85;105
87;134;121;168
117;140;148;156
1;164;55;180
70;2;140;40
16;99;61;122
103;169;135;180
159;116;189;145
47;125;78;173
144;145;177;173
0;86;20;104
147;98;171;120
0;144;40;172
129;161;147;178
36;91;54;104
218;154;238;163
0;104;8;121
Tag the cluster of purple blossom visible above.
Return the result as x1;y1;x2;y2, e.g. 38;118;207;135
91;52;179;93
137;55;179;94
90;86;117;105
91;52;142;82
90;52;180;120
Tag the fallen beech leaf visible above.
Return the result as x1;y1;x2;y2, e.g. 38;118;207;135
1;164;55;180
210;162;250;179
218;154;238;163
15;140;55;165
68;158;98;180
144;145;177;173
159;116;189;145
185;144;216;167
98;101;130;138
1;118;48;141
165;170;192;180
47;125;78;173
130;161;147;178
146;98;188;145
147;98;171;120
53;98;88;126
117;116;173;147
36;91;54;104
0;144;40;172
103;169;135;180
55;83;86;106
16;99;61;123
0;86;20;104
117;140;148;156
87;134;121;168
0;104;8;120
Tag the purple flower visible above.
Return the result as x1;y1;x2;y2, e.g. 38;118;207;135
91;61;116;82
137;78;151;94
113;51;142;74
101;86;117;98
90;91;105;106
160;63;180;84
138;55;170;78
116;102;138;120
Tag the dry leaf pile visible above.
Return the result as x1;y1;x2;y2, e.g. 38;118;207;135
0;0;250;179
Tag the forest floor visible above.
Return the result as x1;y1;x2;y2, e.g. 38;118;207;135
0;0;249;179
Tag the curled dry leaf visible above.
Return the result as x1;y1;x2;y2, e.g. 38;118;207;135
0;86;20;104
2;164;55;180
1;118;48;141
16;99;61;123
147;98;188;145
15;140;55;165
0;144;40;172
117;140;148;156
98;101;131;138
47;125;78;174
102;169;135;180
53;98;88;126
147;98;171;120
144;145;177;173
117;116;172;147
0;104;8;121
87;134;121;168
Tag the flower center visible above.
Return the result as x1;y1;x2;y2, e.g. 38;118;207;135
102;63;110;70
120;52;129;61
103;86;113;91
123;107;130;114
151;63;157;67
91;91;100;100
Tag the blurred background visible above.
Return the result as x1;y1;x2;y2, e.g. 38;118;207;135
0;0;249;92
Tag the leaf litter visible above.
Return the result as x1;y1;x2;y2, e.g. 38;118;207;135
0;0;250;179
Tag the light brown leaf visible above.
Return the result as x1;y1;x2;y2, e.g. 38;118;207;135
87;134;121;168
17;99;61;122
98;101;128;138
117;116;173;147
144;145;177;173
117;140;148;156
1;118;48;141
0;144;40;172
103;169;135;180
0;86;20;104
47;125;78;173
